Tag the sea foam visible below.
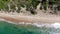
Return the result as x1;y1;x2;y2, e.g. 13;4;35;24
33;22;60;29
0;18;60;29
51;23;60;28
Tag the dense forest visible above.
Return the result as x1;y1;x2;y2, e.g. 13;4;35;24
0;0;60;14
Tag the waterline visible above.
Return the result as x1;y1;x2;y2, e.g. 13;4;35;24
0;20;60;34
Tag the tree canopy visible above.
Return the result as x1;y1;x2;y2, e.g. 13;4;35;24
0;0;60;14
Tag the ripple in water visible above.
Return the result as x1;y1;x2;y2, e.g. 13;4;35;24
0;20;60;34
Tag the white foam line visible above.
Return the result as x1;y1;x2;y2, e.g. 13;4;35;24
18;22;32;25
32;23;44;27
51;22;60;28
18;22;60;29
0;18;60;29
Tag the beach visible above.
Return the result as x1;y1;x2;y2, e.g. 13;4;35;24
0;12;60;34
0;12;60;24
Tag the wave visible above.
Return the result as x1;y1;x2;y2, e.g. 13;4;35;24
18;22;60;29
0;19;60;34
33;23;60;29
0;18;60;29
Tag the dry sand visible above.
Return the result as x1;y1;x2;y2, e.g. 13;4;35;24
0;12;60;24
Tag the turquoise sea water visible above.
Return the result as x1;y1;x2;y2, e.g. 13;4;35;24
0;21;60;34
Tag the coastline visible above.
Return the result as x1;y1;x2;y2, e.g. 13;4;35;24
0;12;60;24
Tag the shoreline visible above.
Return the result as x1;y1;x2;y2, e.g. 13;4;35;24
0;13;60;24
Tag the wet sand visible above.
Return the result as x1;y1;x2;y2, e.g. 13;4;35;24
0;13;60;24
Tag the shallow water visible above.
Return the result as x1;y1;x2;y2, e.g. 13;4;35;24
0;20;60;34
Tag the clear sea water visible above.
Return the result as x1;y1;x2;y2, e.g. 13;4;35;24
0;20;60;34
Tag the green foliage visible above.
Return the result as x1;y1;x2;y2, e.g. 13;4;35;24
32;0;39;9
0;0;60;14
0;0;5;10
26;0;39;10
2;0;10;2
50;0;58;4
0;0;10;10
0;2;5;10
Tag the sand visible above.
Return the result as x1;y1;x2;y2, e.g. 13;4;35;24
0;12;60;24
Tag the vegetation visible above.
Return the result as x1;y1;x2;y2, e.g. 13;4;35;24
0;0;60;14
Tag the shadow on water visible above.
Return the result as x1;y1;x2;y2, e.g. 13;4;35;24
0;20;60;34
